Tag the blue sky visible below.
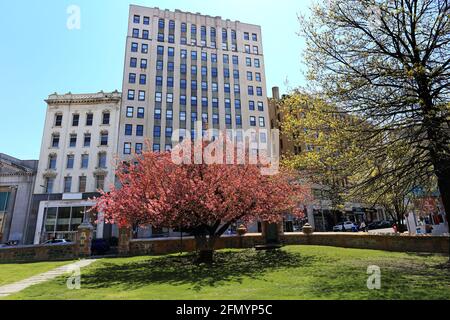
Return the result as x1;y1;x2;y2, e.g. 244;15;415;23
0;0;311;160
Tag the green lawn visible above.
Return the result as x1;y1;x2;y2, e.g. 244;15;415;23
4;246;450;300
0;260;75;286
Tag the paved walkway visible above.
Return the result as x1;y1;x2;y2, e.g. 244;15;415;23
0;259;97;298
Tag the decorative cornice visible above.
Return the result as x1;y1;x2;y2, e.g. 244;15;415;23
45;91;121;106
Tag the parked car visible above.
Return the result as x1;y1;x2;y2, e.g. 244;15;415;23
333;221;358;232
368;220;394;230
43;239;71;245
91;239;110;256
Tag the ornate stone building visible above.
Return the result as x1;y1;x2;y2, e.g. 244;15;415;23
27;91;121;244
0;153;38;244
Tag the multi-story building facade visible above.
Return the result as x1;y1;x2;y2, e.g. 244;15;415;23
268;87;386;232
119;5;270;156
118;6;270;237
0;153;38;244
27;91;121;244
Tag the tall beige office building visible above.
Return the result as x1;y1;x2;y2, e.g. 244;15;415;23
119;5;270;156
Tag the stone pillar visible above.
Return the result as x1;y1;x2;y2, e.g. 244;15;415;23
118;227;132;256
77;221;94;258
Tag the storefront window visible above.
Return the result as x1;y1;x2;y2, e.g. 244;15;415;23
42;206;94;241
0;192;10;212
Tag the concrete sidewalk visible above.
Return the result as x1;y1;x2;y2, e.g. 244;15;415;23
0;259;97;298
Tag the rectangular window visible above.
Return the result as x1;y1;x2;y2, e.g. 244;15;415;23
153;144;161;153
140;59;147;69
212;98;219;108
138;90;146;101
212;67;218;78
168;61;174;71
137;107;145;118
236;115;242;125
66;155;74;169
81;154;89;169
129;73;136;83
69;134;77;148
130;57;137;68
252;33;258;41
259;117;265;127
102;112;111;125
211;54;217;63
257;101;264;111
234;84;240;93
72;114;79;126
133;15;140;24
255;59;260;68
96;175;105;190
153;126;161;138
86;113;93;126
248;86;254;95
157;33;164;42
224;83;230;93
143;16;150;25
142;44;148;53
180;95;186;105
256;73;261;82
180;111;186;121
166;93;173;103
79;176;87;193
223;54;229;64
233;70;239;79
232;55;239;65
154;109;161;120
166;109;173;120
253;46;259;54
136;125;144;137
157;45;164;55
256;87;263;96
142;30;149;39
167;77;174;87
247;71;253;81
48;155;57;170
213;114;219;124
180;63;187;74
224;68;230;78
168;34;175;43
201;52;207;61
125;124;133;136
225;114;232;125
202;97;208;107
158;19;165;29
169;20;175;30
212;82;218;92
168;47;175;57
191;96;198;106
55;114;63;127
132;28;139;38
156;60;163;70
64;177;72;193
128;89;135;100
249;101;255;111
131;42;138;52
235;99;241;109
84;134;91;147
156;76;163;86
124;143;132;155
201;66;207;76
100;132;108;146
201;81;208;91
245;45;250;53
136;143;143;154
98;153;107;168
140;74;147;85
246;57;252;67
250;116;256;126
126;107;134;118
191;65;197;75
244;32;250;40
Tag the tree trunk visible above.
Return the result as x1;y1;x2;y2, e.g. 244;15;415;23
436;168;450;234
195;235;217;264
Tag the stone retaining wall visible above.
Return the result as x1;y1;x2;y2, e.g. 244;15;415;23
0;243;77;263
128;233;449;256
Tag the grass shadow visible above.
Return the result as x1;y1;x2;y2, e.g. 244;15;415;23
78;249;316;292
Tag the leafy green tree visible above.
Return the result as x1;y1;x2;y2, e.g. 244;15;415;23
297;0;450;230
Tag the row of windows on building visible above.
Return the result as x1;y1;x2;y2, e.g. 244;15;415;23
131;16;259;50
44;175;105;194
50;132;109;148
128;55;261;71
53;112;111;127
123;115;265;139
131;44;262;69
129;71;262;86
47;152;108;171
123;128;268;154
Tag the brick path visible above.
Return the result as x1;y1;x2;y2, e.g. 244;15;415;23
0;259;97;298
